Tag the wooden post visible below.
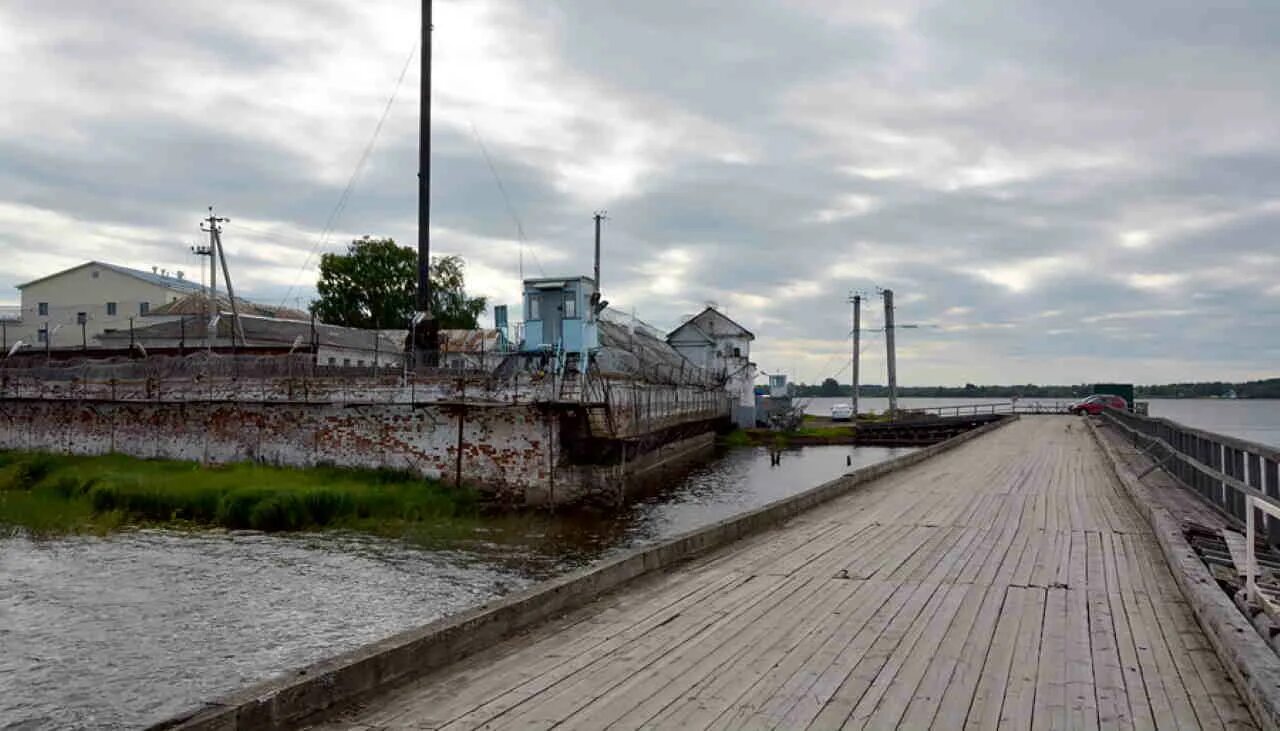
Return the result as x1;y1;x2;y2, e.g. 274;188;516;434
455;376;465;490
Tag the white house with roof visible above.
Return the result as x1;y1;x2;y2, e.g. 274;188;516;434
667;306;757;427
9;261;204;350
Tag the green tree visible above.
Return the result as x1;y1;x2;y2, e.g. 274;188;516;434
819;377;841;397
311;237;486;329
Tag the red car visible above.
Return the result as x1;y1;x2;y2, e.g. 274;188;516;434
1070;394;1127;415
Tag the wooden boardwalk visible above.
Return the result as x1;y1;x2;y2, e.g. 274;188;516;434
318;417;1256;730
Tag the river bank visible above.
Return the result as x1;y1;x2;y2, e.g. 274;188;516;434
0;451;479;539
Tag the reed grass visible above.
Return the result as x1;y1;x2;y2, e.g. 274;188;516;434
0;451;475;537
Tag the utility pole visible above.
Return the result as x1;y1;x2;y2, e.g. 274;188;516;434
883;288;898;418
310;310;319;371
413;0;439;368
848;293;861;417
593;210;607;305
191;242;214;349
202;207;245;348
44;320;51;362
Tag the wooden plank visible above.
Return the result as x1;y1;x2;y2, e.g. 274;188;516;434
1125;589;1199;729
636;573;868;729
959;585;1024;729
1144;596;1229;731
434;571;807;730
847;583;970;728
1066;587;1100;730
1033;587;1068;730
999;586;1047;730
1164;598;1258;730
804;580;946;729
1087;587;1132;731
1220;529;1251;580
892;582;1002;728
774;582;924;729
705;579;900;730
361;567;748;726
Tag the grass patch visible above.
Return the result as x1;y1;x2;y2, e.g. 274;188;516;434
722;425;858;448
0;450;476;538
719;430;752;447
792;426;857;439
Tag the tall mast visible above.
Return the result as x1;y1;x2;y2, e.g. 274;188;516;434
883;288;897;417
414;0;438;366
849;293;861;417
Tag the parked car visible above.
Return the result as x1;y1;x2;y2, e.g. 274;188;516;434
830;403;854;422
1070;394;1127;415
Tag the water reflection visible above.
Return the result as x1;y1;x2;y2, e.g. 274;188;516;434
0;444;910;729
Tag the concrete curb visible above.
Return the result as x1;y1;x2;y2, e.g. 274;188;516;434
1086;418;1280;731
151;415;1019;731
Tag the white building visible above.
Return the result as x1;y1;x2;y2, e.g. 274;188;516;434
10;261;204;350
667;307;757;427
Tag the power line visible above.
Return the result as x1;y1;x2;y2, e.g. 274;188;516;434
470;122;545;279
223;221;317;248
277;38;420;308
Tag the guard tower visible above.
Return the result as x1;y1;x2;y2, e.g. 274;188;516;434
520;276;599;367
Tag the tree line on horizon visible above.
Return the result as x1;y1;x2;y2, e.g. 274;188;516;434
793;378;1280;400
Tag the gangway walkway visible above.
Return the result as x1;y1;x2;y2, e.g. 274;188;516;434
319;417;1255;730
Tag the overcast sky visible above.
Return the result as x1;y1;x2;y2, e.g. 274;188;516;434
2;1;1278;385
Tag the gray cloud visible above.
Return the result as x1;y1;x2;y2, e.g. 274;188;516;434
1;0;1277;384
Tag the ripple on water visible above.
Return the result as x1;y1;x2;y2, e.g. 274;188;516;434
0;530;534;729
1;443;911;729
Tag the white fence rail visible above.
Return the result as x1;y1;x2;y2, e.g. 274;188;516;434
1247;494;1280;620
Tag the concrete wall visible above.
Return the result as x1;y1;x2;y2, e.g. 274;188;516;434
0;398;570;503
0;369;732;504
0;393;726;506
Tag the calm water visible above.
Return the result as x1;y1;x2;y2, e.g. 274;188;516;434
803;396;1280;447
0;443;910;730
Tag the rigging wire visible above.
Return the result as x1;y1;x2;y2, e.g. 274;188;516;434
276;38;420;309
470;122;545;279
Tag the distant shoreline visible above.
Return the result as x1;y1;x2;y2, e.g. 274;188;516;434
795;394;1278;400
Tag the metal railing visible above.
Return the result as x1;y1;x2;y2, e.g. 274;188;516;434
902;401;1071;419
1102;408;1280;546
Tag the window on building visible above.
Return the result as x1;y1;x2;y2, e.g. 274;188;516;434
529;296;541;320
37;302;48;316
563;294;577;319
106;302;117;316
77;312;87;325
327;357;336;365
733;347;741;357
139;302;150;316
37;327;48;343
357;360;364;367
91;270;100;279
343;358;351;367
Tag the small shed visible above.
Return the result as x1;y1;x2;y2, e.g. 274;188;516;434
520;276;598;359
